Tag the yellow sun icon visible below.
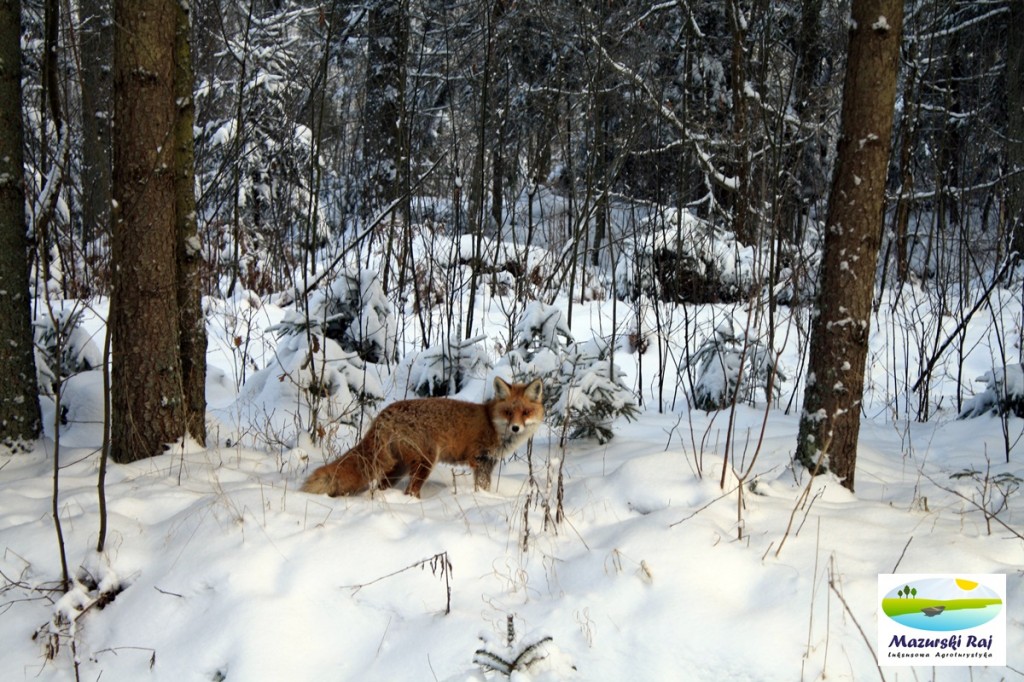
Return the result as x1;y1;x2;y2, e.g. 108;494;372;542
955;578;979;591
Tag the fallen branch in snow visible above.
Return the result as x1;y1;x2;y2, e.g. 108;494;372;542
341;551;453;615
92;646;157;670
923;467;1024;542
668;486;737;528
776;436;832;559
473;636;553;677
828;560;886;682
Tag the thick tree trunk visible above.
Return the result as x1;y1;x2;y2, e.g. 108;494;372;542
110;0;186;462
795;0;904;490
0;0;42;450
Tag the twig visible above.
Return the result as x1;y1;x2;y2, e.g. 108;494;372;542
93;646;157;670
800;518;822;681
669;486;737;527
924;471;1024;541
827;562;886;682
891;536;913;573
342;552;453;614
910;255;1015;393
776;441;830;558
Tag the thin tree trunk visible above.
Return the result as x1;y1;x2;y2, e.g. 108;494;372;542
363;0;409;217
78;0;113;245
175;0;206;445
1008;0;1024;258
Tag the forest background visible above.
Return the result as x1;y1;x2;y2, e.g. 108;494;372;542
0;0;1023;679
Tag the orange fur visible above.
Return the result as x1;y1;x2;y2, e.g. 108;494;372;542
301;377;543;497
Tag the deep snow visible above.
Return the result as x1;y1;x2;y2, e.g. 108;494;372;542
2;290;1022;681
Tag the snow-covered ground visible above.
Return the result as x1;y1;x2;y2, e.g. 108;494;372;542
2;288;1022;680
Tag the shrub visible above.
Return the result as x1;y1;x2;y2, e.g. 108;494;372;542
959;364;1024;419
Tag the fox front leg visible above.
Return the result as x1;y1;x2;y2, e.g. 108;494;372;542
474;455;497;491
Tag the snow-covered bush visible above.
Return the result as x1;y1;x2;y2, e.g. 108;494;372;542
230;319;383;445
504;302;636;443
615;208;757;303
547;338;639;444
308;268;396;364
408;335;492;397
512;300;573;358
960;364;1024;419
33;308;102;396
690;319;783;411
504;300;568;419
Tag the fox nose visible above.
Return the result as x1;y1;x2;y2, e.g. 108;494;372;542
510;424;520;433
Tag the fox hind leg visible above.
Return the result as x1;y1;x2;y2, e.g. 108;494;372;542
380;461;408;490
403;451;436;498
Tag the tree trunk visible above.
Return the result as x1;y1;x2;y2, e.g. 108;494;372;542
795;0;904;491
78;0;113;244
110;0;186;462
175;0;206;445
363;0;409;218
781;0;824;245
727;0;752;245
891;44;918;285
1008;0;1024;258
0;0;42;450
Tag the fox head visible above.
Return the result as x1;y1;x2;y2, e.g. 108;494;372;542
491;377;544;437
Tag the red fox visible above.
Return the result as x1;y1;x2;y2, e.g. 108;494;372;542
301;377;543;498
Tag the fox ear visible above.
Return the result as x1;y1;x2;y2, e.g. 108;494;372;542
493;376;512;399
524;378;543;402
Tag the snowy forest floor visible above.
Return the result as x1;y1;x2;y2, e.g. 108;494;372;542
1;293;1022;681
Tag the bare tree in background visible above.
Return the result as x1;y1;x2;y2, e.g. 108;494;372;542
363;0;409;220
1008;0;1024;259
78;0;113;246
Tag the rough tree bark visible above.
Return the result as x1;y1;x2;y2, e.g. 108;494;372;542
1008;0;1024;259
363;0;409;218
78;0;113;244
0;0;43;450
175;0;207;445
795;0;904;490
110;0;186;462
